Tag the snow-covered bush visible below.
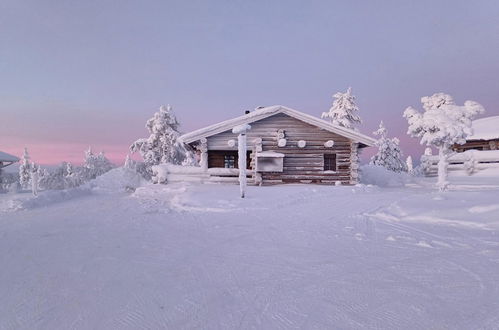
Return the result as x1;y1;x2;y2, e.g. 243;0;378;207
321;87;362;130
370;121;407;173
464;153;477;175
130;105;195;176
19;147;32;190
404;93;484;190
360;164;413;187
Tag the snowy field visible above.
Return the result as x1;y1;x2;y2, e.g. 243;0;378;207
1;170;499;329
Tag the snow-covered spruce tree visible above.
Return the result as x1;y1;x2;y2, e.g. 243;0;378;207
404;93;484;190
130;105;194;172
322;87;362;130
19;147;32;190
370;121;407;172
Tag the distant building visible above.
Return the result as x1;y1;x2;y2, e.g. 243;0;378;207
0;151;20;169
453;116;499;152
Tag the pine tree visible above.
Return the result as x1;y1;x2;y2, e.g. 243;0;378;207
321;87;362;130
404;93;484;190
130;105;192;168
370;121;407;172
19;147;32;190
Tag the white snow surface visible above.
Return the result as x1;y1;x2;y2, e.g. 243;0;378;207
1;174;499;329
468;115;499;140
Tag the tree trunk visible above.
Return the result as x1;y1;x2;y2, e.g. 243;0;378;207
437;145;449;191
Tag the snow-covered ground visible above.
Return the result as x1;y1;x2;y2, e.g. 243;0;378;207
1;171;499;329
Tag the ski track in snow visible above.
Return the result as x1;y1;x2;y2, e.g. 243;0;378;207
1;183;499;329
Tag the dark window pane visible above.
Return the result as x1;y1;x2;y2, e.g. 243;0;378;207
324;154;336;171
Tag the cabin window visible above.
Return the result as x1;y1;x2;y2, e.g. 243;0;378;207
324;154;336;171
224;155;236;168
208;151;252;169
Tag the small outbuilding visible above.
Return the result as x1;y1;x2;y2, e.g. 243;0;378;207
179;105;375;185
0;151;20;169
453;116;499;152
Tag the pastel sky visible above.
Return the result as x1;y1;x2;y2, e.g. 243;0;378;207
1;0;498;166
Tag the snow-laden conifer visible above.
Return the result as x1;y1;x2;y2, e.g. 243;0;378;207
19;147;32;190
322;87;362;130
130;105;194;171
370;121;407;172
404;93;484;190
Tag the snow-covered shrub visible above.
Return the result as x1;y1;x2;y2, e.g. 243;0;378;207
321;87;362;130
19;147;32;190
464;153;477;175
360;165;413;188
370;121;407;173
404;93;484;190
130;105;195;175
0;171;19;193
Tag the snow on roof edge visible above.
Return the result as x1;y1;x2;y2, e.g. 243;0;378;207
467;115;499;141
0;151;20;162
179;105;376;147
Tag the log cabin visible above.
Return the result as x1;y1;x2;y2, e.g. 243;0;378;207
452;116;499;152
179;105;375;185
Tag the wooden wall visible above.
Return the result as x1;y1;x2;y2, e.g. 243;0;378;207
203;113;355;185
453;139;499;152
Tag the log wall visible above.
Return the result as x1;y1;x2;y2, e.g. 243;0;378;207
202;113;356;185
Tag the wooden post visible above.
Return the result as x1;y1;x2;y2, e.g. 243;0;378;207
232;124;251;198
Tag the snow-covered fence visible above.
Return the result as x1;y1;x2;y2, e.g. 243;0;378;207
152;164;253;184
424;150;499;176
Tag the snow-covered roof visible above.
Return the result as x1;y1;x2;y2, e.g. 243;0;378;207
468;116;499;141
180;105;376;147
0;151;20;162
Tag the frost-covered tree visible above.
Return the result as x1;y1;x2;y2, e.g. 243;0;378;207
406;156;414;174
124;154;135;170
322;87;362;130
19;147;32;190
130;105;193;169
370;121;407;172
404;93;484;190
31;163;39;196
81;147;114;181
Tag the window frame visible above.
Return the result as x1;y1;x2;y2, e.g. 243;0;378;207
323;153;337;172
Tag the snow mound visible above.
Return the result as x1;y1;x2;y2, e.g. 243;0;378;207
360;165;413;187
87;167;145;192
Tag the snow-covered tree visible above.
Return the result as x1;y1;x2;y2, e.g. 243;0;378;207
370;121;407;172
81;147;114;181
406;156;414;174
124;154;136;170
404;93;484;190
130;105;192;170
322;87;362;130
19;147;32;190
31;163;39;196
